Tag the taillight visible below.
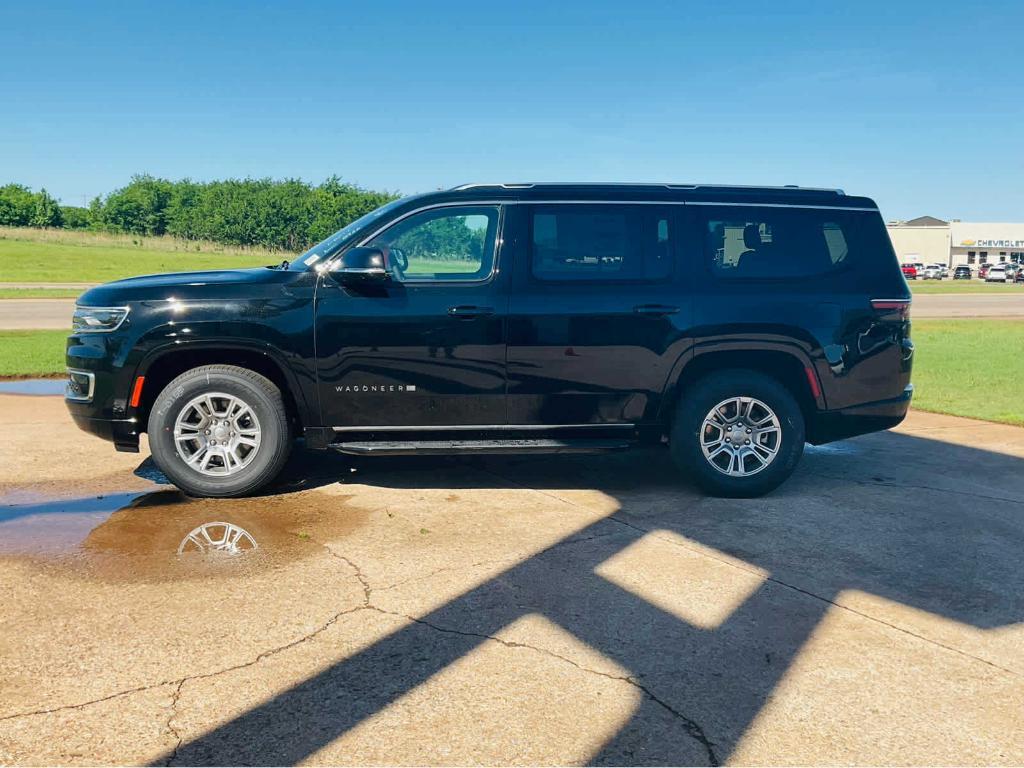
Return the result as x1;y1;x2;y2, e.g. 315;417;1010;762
871;299;911;319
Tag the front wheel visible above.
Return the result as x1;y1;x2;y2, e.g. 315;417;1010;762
670;370;805;498
147;365;292;497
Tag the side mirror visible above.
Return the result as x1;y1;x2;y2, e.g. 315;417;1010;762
334;247;391;285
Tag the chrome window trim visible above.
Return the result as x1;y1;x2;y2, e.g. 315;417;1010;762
332;423;634;432
65;369;95;402
72;305;131;333
322;198;877;273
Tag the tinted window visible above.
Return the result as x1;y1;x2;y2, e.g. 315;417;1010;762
369;205;499;282
703;207;860;279
530;206;673;281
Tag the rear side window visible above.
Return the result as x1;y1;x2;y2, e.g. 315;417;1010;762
702;207;868;279
530;205;673;281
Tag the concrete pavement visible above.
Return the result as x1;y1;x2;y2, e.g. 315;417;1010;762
0;394;1021;765
1;292;1023;330
0;299;74;330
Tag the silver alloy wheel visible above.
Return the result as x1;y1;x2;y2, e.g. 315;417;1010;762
173;391;262;476
177;522;258;555
700;396;782;477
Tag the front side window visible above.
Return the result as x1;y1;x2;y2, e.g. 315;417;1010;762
704;207;859;279
530;205;673;282
368;205;499;282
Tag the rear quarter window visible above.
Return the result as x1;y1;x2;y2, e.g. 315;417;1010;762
701;206;881;280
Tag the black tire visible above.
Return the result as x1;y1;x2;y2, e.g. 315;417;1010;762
147;365;292;498
669;369;805;498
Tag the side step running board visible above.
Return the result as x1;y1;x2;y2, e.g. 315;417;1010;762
331;438;633;456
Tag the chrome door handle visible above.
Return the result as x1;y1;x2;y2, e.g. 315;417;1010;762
633;304;680;316
448;305;495;319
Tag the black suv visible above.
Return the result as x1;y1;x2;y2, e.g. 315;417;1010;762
66;183;913;498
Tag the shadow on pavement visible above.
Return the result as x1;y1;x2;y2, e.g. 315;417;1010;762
107;431;1024;763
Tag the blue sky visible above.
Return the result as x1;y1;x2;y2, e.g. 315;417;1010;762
2;1;1022;220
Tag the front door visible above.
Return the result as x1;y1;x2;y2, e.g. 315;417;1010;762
315;204;508;428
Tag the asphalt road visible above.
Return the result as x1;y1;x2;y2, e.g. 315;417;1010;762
2;293;1024;330
0;395;1021;765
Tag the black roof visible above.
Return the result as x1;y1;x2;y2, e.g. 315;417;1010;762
409;182;877;210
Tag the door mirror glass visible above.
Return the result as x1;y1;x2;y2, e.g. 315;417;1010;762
334;246;390;285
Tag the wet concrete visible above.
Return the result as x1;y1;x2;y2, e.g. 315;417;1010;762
0;394;1022;765
0;485;368;581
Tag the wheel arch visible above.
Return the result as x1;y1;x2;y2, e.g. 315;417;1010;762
132;341;313;434
659;344;825;429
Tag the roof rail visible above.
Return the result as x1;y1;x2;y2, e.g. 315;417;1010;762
450;182;845;195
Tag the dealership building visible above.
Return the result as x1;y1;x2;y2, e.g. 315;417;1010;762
887;216;1024;268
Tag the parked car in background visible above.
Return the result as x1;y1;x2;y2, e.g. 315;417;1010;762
953;266;972;280
940;265;949;278
978;264;991;279
922;265;943;280
986;265;1009;282
902;264;918;280
65;182;914;499
1016;267;1024;283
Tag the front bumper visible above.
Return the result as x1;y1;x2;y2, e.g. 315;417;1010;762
808;384;913;444
69;412;141;452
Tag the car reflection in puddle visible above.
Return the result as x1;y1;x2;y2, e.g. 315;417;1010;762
0;483;365;579
178;521;259;556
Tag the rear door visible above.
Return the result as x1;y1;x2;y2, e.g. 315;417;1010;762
505;202;692;425
315;204;509;428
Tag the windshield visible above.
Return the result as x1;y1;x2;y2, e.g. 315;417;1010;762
289;196;412;270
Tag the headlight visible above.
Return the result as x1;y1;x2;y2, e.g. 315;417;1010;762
72;306;130;333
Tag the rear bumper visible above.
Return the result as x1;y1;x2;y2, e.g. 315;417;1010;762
808;385;913;444
69;412;141;452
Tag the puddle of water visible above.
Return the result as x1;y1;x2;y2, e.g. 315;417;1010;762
0;491;148;556
0;378;65;396
0;486;368;581
804;442;862;456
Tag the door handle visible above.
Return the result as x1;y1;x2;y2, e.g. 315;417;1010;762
448;305;495;319
633;304;680;316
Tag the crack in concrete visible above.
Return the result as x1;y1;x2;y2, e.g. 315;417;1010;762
321;538;720;764
603;514;1023;680
0;603;373;725
366;605;720;766
159;680;185;768
473;465;1024;681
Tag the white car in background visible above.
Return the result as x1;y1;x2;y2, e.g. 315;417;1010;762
922;264;943;280
985;264;1009;282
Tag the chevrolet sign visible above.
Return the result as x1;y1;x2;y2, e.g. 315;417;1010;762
960;239;1024;248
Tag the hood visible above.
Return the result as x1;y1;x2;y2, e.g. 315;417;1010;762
77;267;307;305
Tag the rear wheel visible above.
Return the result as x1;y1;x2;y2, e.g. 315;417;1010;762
670;369;805;497
147;365;292;497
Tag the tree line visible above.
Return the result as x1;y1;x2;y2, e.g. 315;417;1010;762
0;175;399;251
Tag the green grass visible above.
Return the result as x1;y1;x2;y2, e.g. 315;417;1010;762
0;227;280;284
2;319;1021;427
0;288;82;299
0;330;68;377
910;280;1023;294
910;319;1024;425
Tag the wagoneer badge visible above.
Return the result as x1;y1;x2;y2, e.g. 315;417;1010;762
335;384;417;393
